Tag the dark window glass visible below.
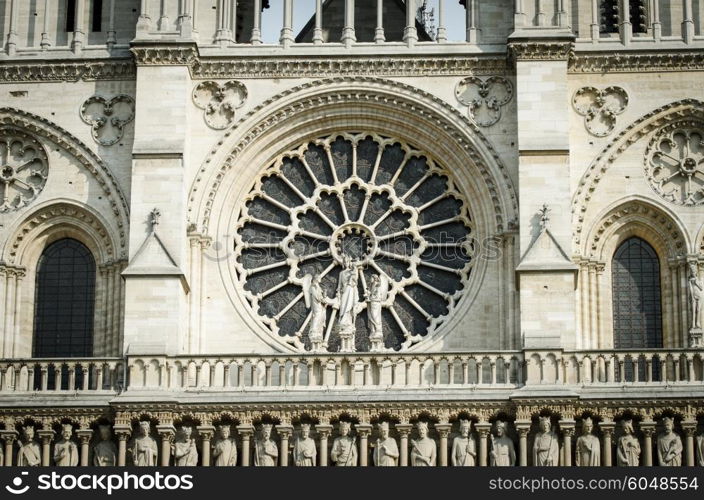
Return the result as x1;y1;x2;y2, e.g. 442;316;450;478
33;238;95;358
66;0;77;32
600;0;647;34
612;237;663;349
92;0;103;32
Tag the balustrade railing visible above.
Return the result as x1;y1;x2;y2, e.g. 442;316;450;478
0;358;125;393
0;349;702;396
126;352;524;390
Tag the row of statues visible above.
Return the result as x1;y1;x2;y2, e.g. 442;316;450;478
6;417;703;466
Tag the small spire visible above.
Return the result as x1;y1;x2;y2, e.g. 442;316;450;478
538;203;550;230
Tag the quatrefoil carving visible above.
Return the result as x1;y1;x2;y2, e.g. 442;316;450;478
455;76;513;127
192;80;248;130
79;94;135;146
572;86;629;137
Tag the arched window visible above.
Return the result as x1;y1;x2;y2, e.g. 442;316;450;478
33;238;96;358
611;237;663;348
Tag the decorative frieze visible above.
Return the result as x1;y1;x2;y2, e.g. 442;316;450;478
508;41;573;61
570;51;704;74
0;59;135;83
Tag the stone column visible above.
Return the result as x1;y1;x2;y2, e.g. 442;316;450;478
342;0;356;47
77;429;94;466
396;424;412;466
560;421;575;466
276;425;293;467
404;0;417;47
316;424;333;466
682;421;697;467
157;426;175;467
600;420;615;466
476;422;491;466
198;426;215;466
313;0;323;44
355;424;372;466
435;423;452;467
1;431;17;466
516;423;530;466
374;0;385;43
640;421;656;467
37;429;54;466
72;0;86;54
114;424;131;466
237;425;253;466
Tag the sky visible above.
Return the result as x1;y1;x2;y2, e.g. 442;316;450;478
259;0;469;43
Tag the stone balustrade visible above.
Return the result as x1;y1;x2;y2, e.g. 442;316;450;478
0;358;125;393
0;348;702;395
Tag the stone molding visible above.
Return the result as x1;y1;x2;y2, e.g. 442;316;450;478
0;59;135;83
508;41;573;61
570;51;704;74
130;43;199;67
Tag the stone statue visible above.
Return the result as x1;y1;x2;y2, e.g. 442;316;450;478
697;432;704;467
490;420;516;466
212;425;237;466
254;424;278;466
293;423;317;466
337;256;359;350
657;417;683;466
616;419;641;467
410;421;436;466
373;422;399;467
688;262;703;330
532;417;559;466
173;425;198;466
366;274;388;349
131;421;158;466
331;421;357;467
575;417;600;466
16;425;41;467
93;424;117;466
53;424;79;466
451;419;476;466
303;274;327;348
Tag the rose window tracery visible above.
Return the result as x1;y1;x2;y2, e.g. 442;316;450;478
645;123;704;206
233;133;475;352
0;130;49;212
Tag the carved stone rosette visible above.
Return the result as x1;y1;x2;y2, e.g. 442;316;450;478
79;95;135;146
233;133;475;352
0;129;49;212
572;86;629;137
455;76;513;127
192;80;248;130
645;121;704;206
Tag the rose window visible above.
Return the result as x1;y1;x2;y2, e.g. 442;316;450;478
0;130;49;212
233;133;475;352
646;125;704;206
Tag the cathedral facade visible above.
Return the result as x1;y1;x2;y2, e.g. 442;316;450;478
0;0;703;467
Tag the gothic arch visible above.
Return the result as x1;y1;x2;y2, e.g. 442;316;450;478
572;99;704;251
578;197;689;350
1;201;125;358
185;77;519;353
0;107;129;257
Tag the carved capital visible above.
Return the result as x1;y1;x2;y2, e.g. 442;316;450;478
0;430;18;444
275;425;293;440
475;422;492;438
559;420;576;438
314;424;333;439
681;421;698;436
156;425;176;443
395;424;413;437
434;423;452;438
37;429;55;444
197;425;215;441
354;424;372;438
515;422;531;438
76;429;93;445
640;420;657;437
236;425;254;438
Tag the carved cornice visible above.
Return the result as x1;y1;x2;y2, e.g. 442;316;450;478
0;59;135;83
508;41;573;61
130;42;199;66
192;55;509;79
570;51;704;73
